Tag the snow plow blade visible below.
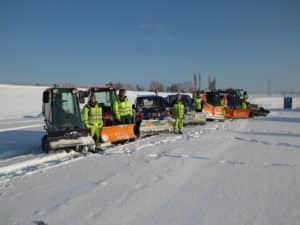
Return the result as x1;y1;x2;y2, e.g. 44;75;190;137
225;108;250;119
43;129;95;153
248;104;270;117
203;104;225;120
139;119;174;136
47;136;95;151
101;124;136;143
184;112;206;125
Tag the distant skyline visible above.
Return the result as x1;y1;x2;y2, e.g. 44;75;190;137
1;0;300;92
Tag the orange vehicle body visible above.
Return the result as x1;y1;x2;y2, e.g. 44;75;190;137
219;91;251;119
225;108;250;119
203;104;225;120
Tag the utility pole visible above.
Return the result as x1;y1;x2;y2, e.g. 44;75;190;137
198;72;201;90
193;72;197;91
267;80;271;96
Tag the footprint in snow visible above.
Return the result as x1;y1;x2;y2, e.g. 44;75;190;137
219;160;246;166
93;179;108;186
264;162;294;168
34;210;45;216
147;153;159;158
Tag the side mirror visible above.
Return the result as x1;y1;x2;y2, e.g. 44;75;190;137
79;91;85;104
43;91;50;103
132;104;136;110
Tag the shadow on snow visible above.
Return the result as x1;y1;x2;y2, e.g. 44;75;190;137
0;130;45;160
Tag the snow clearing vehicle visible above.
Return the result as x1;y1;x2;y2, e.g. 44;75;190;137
166;94;206;125
42;87;95;153
85;86;136;144
219;89;251;119
235;89;270;117
202;91;225;121
133;95;173;136
221;89;269;118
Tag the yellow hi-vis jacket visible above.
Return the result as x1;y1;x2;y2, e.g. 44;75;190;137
113;96;133;120
195;97;202;110
82;103;103;127
173;101;185;119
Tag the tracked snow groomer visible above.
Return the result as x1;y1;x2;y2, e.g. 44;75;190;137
42;87;95;153
166;94;206;125
85;86;136;144
133;95;173;136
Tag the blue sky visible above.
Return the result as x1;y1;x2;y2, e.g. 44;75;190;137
0;0;299;91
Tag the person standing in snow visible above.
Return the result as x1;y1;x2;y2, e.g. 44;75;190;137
113;89;133;124
82;95;103;148
194;92;203;112
173;93;185;134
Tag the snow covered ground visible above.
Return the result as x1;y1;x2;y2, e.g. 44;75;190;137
0;84;300;225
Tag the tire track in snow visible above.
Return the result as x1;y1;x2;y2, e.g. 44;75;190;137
0;124;44;132
234;136;300;150
0;123;216;183
2;119;295;184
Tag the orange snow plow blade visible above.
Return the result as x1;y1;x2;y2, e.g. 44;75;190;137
203;104;225;120
225;108;250;119
101;124;136;143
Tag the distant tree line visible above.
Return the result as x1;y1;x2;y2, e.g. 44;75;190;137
109;80;194;93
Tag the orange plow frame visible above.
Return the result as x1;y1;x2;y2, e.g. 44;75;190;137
203;104;225;120
101;124;136;143
225;108;250;119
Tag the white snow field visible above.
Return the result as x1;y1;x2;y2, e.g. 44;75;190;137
0;84;300;225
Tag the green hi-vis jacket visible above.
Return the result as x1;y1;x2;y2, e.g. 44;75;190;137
195;97;202;110
220;98;225;106
82;103;103;127
113;96;133;120
173;101;185;119
241;102;247;109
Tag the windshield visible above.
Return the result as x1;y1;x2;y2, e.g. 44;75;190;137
206;93;221;106
137;97;165;109
52;90;82;129
227;94;240;108
94;90;116;108
168;95;191;107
